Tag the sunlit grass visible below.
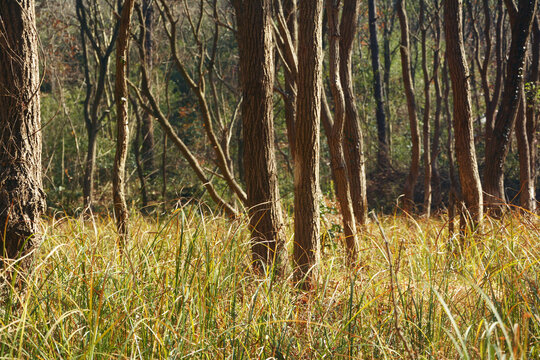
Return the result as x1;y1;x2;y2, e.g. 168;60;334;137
1;204;540;359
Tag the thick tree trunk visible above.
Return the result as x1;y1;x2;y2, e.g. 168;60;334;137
325;0;358;262
233;0;285;268
340;0;367;226
113;0;135;245
0;0;45;267
294;0;324;284
397;0;420;213
484;0;538;208
444;0;483;226
367;0;390;171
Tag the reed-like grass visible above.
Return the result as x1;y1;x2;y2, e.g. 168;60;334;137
1;204;540;359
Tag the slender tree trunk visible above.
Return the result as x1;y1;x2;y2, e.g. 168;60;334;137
161;133;167;212
294;0;324;285
397;0;420;213
325;0;358;262
340;0;367;226
526;17;539;197
420;0;431;217
431;2;443;210
113;0;135;245
368;0;390;171
233;0;285;268
0;0;46;268
515;83;535;211
83;129;97;210
444;0;483;226
484;0;538;208
141;0;155;178
130;97;149;210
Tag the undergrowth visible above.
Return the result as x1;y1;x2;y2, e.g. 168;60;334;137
1;205;540;359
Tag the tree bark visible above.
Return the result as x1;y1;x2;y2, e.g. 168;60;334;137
420;0;431;216
114;0;135;245
340;0;367;226
294;0;324;285
325;0;358;262
233;0;285;269
397;0;420;213
484;0;538;208
515;83;535;211
368;0;390;171
0;0;46;267
444;0;483;226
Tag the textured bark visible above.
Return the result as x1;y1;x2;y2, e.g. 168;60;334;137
444;0;483;225
340;0;367;226
294;0;323;284
526;17;539;194
325;0;358;262
397;0;420;213
282;0;298;159
484;0;538;208
114;0;135;244
368;0;390;171
0;0;45;266
420;0;431;217
233;0;285;268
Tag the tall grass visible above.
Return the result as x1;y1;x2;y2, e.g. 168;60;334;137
1;205;540;359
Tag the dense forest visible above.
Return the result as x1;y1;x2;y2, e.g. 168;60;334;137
1;0;539;358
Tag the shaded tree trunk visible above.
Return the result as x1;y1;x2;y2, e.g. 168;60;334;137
293;0;324;285
515;83;535;211
233;0;285;269
397;0;420;213
444;0;483;226
141;0;155;178
368;0;390;171
113;0;135;245
0;0;46;267
340;0;367;226
483;0;538;208
431;1;443;210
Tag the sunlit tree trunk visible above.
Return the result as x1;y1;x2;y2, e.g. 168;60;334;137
444;0;483;226
0;0;46;268
233;0;285;268
293;0;324;285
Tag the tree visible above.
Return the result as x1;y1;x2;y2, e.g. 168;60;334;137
140;0;155;179
444;0;483;225
397;0;420;213
483;0;538;209
0;0;46;267
113;0;135;245
232;0;285;268
420;0;431;216
294;0;324;284
367;0;390;171
75;0;119;211
340;0;367;226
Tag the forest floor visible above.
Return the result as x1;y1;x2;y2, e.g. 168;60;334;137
1;204;539;359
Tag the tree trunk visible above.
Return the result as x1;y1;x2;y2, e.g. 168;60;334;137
397;0;420;213
526;17;539;198
113;0;135;245
233;0;285;269
368;0;390;171
294;0;324;285
484;0;538;208
444;0;483;226
141;0;155;178
420;0;431;217
431;2;443;210
515;83;535;211
325;0;358;263
340;0;367;226
0;0;46;267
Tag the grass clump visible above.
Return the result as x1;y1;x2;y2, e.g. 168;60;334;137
1;205;540;359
